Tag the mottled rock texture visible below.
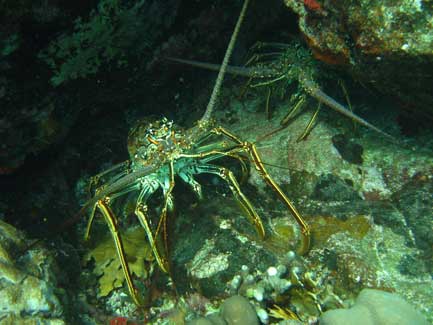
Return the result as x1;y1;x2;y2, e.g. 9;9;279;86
284;0;433;116
0;220;65;323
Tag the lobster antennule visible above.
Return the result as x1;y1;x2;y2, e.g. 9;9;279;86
16;165;159;257
61;164;160;232
166;57;255;77
166;57;279;79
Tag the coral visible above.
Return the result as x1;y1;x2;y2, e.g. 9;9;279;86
109;316;143;325
83;226;153;298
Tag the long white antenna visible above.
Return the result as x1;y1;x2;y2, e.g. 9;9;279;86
200;0;250;123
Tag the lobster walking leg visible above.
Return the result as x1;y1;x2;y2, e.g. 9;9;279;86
194;163;265;238
95;198;142;306
135;178;169;273
213;126;311;255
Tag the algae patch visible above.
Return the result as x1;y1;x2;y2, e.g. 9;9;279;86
83;226;153;297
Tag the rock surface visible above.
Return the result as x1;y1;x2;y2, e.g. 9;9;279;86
284;0;433;116
0;220;65;324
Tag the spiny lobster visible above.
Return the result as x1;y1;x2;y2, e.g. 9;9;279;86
167;41;395;142
78;0;310;306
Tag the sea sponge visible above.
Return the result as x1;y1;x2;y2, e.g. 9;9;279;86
220;295;259;325
320;289;428;325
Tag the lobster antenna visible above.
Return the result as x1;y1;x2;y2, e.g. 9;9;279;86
200;0;250;123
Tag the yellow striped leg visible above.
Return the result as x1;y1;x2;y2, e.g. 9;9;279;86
95;198;142;306
280;95;306;126
265;87;272;120
198;150;250;185
84;183;140;240
227;153;250;184
247;142;310;254
251;73;286;88
296;103;321;142
84;203;98;241
154;161;176;269
135;203;169;273
213;126;311;255
239;76;253;99
195;163;265;239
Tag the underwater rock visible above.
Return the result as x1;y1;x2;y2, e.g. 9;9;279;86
187;296;259;325
153;217;431;323
285;117;432;203
187;317;217;325
171;198;278;297
186;314;227;325
0;220;65;323
222;95;432;204
217;94;432;255
220;295;259;325
320;288;428;325
392;176;433;264
207;313;227;325
284;0;433;116
310;224;432;322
